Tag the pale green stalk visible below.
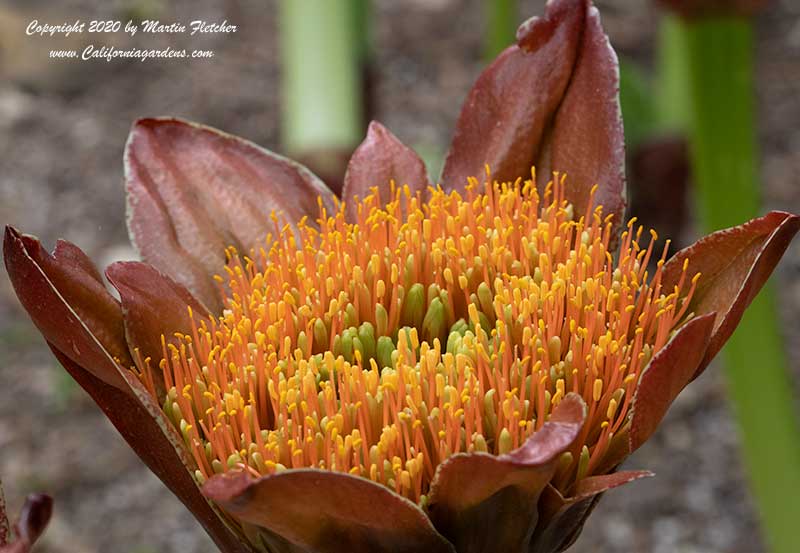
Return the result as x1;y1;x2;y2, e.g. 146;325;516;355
484;0;516;61
279;1;364;155
662;14;800;553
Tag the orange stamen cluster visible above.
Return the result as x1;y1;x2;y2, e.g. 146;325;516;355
141;174;699;504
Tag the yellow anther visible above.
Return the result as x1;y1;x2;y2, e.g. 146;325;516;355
593;379;603;402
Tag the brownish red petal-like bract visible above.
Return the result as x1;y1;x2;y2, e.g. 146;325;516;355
441;0;625;240
425;395;586;553
656;0;769;19
124;118;338;313
0;488;52;553
2;227;253;553
342;121;431;223
205;471;455;553
3;0;798;552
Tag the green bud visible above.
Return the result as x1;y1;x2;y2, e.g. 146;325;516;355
527;242;539;261
377;336;396;369
544;390;552;419
498;427;513;455
404;254;416;289
375;304;389;337
171;401;183;423
427;283;441;307
503;305;513;323
473;433;488;453
179;419;192;445
477;282;494;316
576;445;590;482
479;311;491;332
450;318;469;336
251;451;267;473
332;334;342;357
422;297;447;345
439;288;451;311
227;452;243;469
313;318;328;352
341;331;354;362
446;330;462;355
345;303;358;328
483;389;497;438
297;331;309;357
162;388;176;422
276;359;289;374
641;344;653;367
358;322;376;360
557;451;573;475
401;283;425;329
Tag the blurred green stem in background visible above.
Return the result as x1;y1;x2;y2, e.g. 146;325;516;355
655;14;691;133
279;0;364;157
484;0;516;61
662;13;800;553
618;59;657;149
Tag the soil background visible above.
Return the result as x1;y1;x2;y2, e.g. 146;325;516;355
1;1;799;552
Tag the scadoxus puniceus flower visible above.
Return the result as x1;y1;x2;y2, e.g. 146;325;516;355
3;0;798;552
152;177;693;497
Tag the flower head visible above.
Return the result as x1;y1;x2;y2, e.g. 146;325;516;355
3;0;798;552
151;177;695;505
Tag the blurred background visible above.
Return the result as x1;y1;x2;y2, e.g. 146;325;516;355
1;0;799;552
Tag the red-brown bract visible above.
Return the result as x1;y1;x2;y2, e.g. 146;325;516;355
0;487;52;553
3;1;798;552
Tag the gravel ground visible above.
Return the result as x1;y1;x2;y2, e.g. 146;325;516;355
1;0;799;552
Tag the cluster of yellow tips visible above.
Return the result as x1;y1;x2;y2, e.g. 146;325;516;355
140;174;699;504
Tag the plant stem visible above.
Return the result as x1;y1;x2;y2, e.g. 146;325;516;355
655;14;691;133
618;58;657;149
675;15;800;553
279;0;363;156
484;0;516;61
684;18;759;226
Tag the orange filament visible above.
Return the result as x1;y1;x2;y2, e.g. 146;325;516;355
140;172;699;504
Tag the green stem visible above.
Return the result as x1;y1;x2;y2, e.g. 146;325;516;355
484;0;516;61
279;0;364;155
618;58;657;149
684;18;759;226
674;15;800;553
655;14;691;133
351;0;372;62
